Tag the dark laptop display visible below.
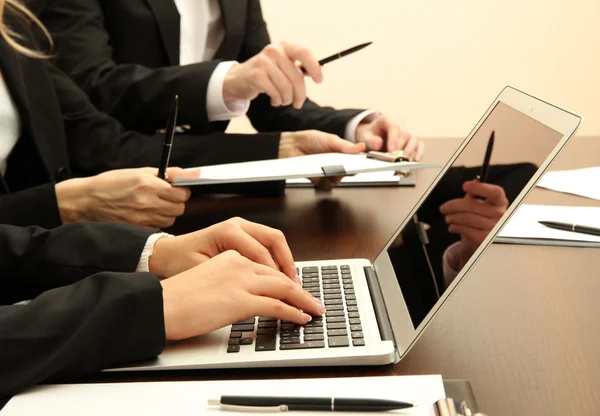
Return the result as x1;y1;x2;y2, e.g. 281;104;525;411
387;102;564;328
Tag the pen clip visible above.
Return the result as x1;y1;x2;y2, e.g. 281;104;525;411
208;400;289;413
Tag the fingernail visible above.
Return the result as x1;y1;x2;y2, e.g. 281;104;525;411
314;298;326;314
302;313;312;323
294;275;302;284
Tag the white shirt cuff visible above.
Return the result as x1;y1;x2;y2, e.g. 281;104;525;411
206;61;250;121
136;233;173;273
442;241;463;287
344;110;381;143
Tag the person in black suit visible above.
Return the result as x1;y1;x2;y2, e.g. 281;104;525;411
36;0;424;160
0;5;364;230
0;215;323;398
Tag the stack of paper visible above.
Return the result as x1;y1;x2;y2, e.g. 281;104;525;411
536;167;600;201
2;376;445;415
497;204;600;247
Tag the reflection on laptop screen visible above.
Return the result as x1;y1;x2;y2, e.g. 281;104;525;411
387;102;564;328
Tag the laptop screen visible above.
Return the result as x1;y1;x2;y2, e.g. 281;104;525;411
384;101;564;329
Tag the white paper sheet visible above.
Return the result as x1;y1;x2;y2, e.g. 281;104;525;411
536;167;600;201
2;376;445;416
498;204;600;244
173;153;436;186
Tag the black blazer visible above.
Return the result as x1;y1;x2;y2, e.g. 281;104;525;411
0;222;165;398
0;23;282;228
37;0;365;135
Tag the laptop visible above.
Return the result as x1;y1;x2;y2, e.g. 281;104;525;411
114;86;581;371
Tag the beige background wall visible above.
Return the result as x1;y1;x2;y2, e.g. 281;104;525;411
227;0;600;138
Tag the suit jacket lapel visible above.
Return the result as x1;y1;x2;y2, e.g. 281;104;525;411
213;0;247;59
145;0;181;65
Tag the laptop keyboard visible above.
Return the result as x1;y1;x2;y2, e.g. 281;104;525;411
227;265;365;353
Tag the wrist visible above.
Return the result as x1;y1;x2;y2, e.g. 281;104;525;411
148;235;173;278
278;132;296;159
55;178;92;224
222;63;241;102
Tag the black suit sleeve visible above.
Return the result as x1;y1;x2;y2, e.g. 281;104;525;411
37;0;221;134
45;61;283;195
0;222;152;304
0;271;165;398
0;183;62;229
241;0;366;138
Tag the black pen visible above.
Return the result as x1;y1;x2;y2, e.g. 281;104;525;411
539;221;600;237
300;42;372;74
477;130;495;183
208;396;414;412
157;95;179;180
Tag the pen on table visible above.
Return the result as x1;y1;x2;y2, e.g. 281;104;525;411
538;221;600;237
157;95;179;180
300;41;372;74
208;395;415;412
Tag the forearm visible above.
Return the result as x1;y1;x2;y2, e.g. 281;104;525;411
0;272;165;398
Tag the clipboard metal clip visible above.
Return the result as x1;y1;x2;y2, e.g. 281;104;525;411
321;165;347;177
366;150;409;163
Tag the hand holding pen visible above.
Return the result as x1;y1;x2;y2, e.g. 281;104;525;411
222;41;371;109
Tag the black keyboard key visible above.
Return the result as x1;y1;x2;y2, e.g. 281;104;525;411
326;316;346;323
280;337;301;344
352;332;364;339
258;321;277;328
326;304;344;311
327;329;348;337
227;345;240;353
328;336;350;347
324;299;343;306
321;265;338;270
305;320;323;328
228;338;240;345
231;324;255;332
322;284;340;290
344;289;355;294
304;334;325;341
346;300;358;306
350;325;362;332
348;312;360;318
240;337;254;345
302;273;319;278
324;294;342;300
321;278;340;284
233;318;256;325
347;306;359;312
304;327;324;334
343;285;354;290
325;310;345;317
345;295;356;300
349;318;361;325
327;322;347;330
353;339;366;347
255;335;276;351
257;328;276;336
280;323;299;330
258;317;277;322
302;266;319;273
230;331;242;338
280;341;325;350
281;329;301;337
323;289;341;295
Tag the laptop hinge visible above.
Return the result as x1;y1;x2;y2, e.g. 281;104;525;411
363;266;395;344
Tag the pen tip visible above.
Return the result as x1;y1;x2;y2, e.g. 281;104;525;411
175;94;179;100
207;399;220;406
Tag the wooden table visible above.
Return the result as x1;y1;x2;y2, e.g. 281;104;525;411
125;137;600;415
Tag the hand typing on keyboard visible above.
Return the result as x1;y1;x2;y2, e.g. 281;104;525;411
148;217;298;281
160;251;325;340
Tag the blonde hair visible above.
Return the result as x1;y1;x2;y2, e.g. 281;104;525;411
0;0;52;58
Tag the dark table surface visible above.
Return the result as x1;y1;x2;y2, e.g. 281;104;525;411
98;137;600;416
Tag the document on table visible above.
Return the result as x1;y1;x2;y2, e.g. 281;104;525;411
2;375;445;416
536;167;600;200
173;152;437;186
496;204;600;247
